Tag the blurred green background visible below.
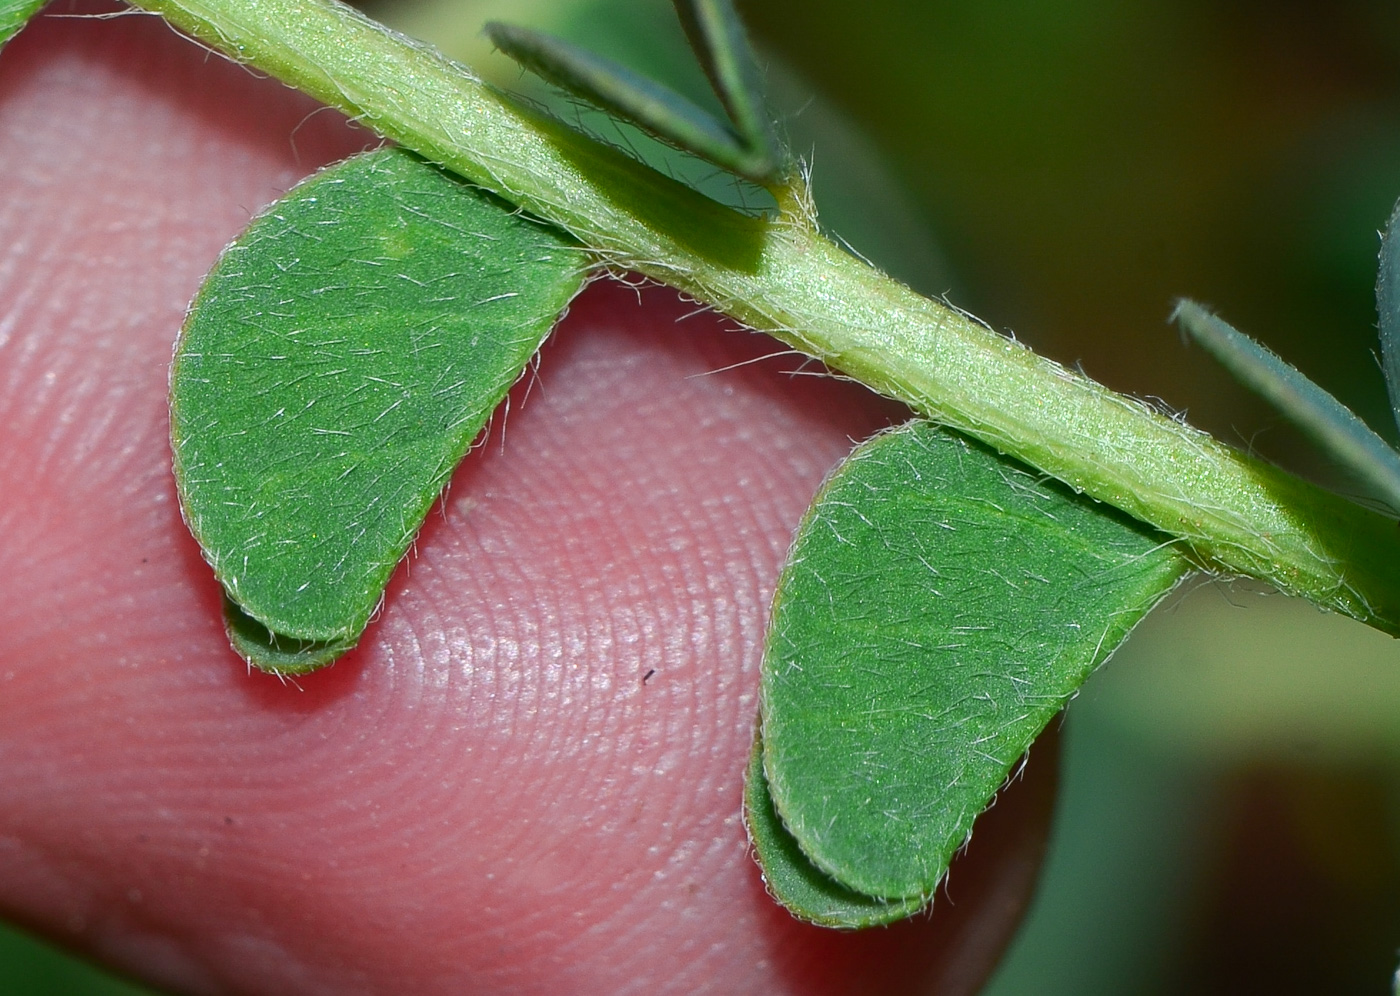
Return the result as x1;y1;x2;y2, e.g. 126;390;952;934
9;0;1400;992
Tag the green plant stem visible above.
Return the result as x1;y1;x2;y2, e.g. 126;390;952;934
130;0;1400;632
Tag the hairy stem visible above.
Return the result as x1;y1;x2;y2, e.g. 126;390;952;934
131;0;1400;631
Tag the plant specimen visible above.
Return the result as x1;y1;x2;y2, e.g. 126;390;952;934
6;0;1400;939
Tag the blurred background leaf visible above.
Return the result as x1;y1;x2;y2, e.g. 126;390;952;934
11;0;1400;991
377;0;954;294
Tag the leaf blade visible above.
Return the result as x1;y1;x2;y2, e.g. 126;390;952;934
760;422;1187;901
0;0;46;50
1173;298;1400;513
170;147;587;672
484;20;777;183
1378;197;1400;437
671;0;780;174
744;730;923;928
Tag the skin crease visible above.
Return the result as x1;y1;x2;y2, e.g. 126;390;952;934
0;5;1059;994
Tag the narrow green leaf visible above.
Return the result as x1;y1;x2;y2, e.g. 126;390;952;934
1173;298;1400;513
671;0;779;174
171;147;587;673
1377;197;1400;436
0;0;46;50
744;730;923;928
484;21;778;184
761;422;1187;901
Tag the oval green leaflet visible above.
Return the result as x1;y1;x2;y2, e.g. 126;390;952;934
0;0;44;50
744;729;923;928
171;147;588;673
753;421;1189;914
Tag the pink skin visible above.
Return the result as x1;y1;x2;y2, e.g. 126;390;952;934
0;7;1057;995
